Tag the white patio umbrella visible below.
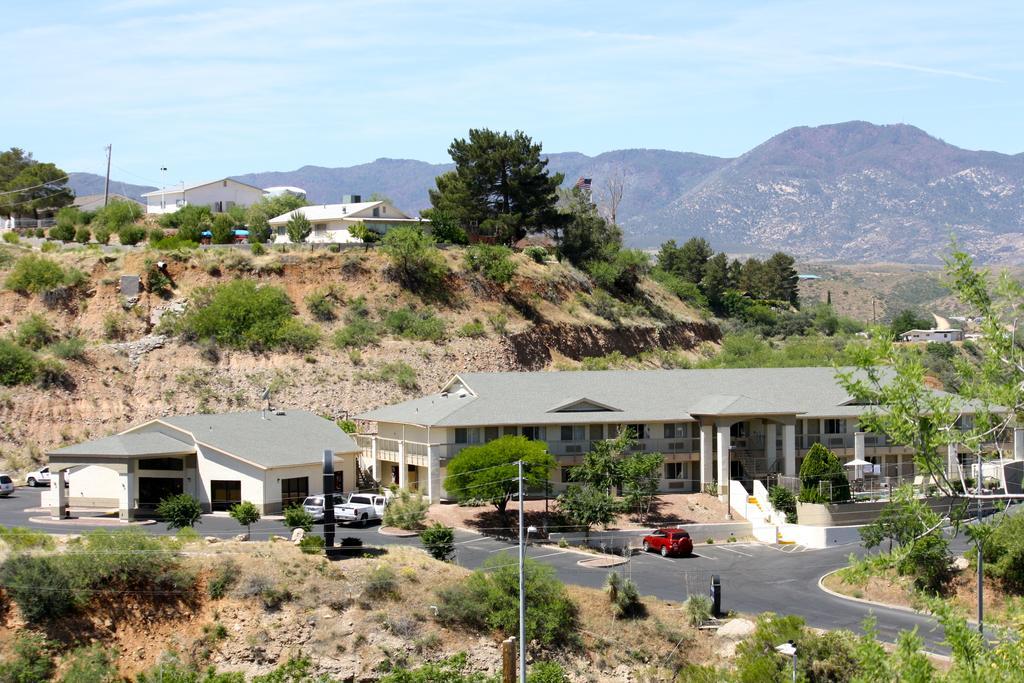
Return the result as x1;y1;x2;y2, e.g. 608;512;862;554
844;458;872;479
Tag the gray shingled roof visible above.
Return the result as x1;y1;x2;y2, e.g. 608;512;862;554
356;367;946;427
49;431;193;458
147;410;359;468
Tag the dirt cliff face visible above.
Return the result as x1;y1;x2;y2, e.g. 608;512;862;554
0;245;717;471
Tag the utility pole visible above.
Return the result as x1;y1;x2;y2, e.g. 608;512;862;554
518;459;527;683
103;144;112;207
977;460;984;635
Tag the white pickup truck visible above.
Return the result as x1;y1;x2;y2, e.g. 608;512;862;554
25;467;51;487
335;493;389;527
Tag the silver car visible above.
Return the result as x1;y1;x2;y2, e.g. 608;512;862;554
0;474;14;497
301;493;348;522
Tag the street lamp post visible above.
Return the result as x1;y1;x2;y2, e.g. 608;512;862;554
159;167;168;212
775;641;797;683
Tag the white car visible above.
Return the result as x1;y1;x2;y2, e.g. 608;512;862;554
0;474;13;497
336;493;389;527
300;493;348;522
25;467;51;487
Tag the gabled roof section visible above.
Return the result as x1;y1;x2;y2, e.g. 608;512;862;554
48;431;193;458
141;178;264;197
687;394;799;417
267;201;421;226
547;397;622;413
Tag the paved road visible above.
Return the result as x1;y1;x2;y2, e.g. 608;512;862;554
0;487;965;653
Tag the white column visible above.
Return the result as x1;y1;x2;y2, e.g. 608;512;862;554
765;423;777;472
1014;428;1024;462
783;423;796;477
118;465;135;521
716;422;730;502
699;424;713;490
947;442;959;479
370;436;380;481
50;469;67;520
398;441;408;490
854;432;866;461
426;445;440;504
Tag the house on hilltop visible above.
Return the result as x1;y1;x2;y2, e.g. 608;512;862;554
268;198;427;244
141;178;266;215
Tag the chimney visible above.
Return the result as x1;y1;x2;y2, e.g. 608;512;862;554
342;194;361;204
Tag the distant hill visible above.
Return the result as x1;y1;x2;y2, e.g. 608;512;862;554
74;121;1024;263
67;173;155;203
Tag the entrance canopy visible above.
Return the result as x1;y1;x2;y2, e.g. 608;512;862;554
49;432;194;470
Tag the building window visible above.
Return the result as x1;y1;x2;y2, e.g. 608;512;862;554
560;425;585;441
665;462;684;479
280;476;309;508
824;419;846;434
624;424;645;439
372;207;380;217
139;457;184;471
663;423;689;439
522;426;546;441
455;428;480;444
210;480;241;512
502;426;517;437
277;227;286;236
314;223;326;235
590;424;604;440
730;422;747;438
484;426;500;442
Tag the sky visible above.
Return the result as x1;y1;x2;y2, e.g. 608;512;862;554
3;0;1023;185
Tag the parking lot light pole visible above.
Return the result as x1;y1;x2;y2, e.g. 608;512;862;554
518;459;526;683
776;641;797;683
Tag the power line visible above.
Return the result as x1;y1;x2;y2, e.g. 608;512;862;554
0;175;71;196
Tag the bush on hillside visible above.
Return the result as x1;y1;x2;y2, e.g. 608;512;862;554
35;357;72;390
57;643;119;683
178;280;318;353
4;254;71;294
94;200;143;231
15;313;58;350
799;443;850;503
383;305;446;341
586;249;650;296
380;226;448;295
524;245;548;263
420;523;456;562
74;226;92;244
436;553;579;647
4;633;54;683
1;231;18;244
357;361;418;390
159;204;212;242
464;244;517;284
305;287;342;321
117;224;147;246
0;339;38;386
50;335;87;361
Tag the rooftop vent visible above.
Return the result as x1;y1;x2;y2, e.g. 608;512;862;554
456;389;468;399
275;409;286;416
342;194;361;203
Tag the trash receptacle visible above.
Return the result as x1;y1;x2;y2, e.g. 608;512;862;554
709;574;721;617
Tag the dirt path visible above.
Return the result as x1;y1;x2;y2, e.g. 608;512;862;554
932;312;951;330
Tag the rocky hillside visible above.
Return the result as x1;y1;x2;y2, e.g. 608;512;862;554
0;243;715;473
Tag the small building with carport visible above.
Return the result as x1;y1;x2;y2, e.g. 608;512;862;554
45;410;359;520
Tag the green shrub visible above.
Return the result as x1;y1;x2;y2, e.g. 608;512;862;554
229;501;261;540
382;489;429;530
118;225;147;246
150;234;198;250
524;246;548;264
464;244;517;284
768;485;798;524
0;339;37;386
488;311;509;334
364;565;400;600
5;632;54;683
156;493;203;529
358;361;418;390
586;249;650;296
299;534;326;555
210;214;235;244
74;225;92;244
305;288;340;321
0;525;56;551
457;320;486;338
51;335;87;361
798;443;850;502
381;226;448;294
57;643;119;683
15;313;58;350
734;613;859;683
527;661;568;683
147;227;166;243
1;231;19;244
333;317;380;349
95;200;143;231
420;523;456;562
207;560;238;600
283;505;314;532
0;554;80;621
51;208;78;241
144;259;173;296
93;224;112;245
5;254;68;294
179;280;314;353
250;242;266;256
40;240;59;252
606;571;645;619
684;594;713;626
102;311;129;341
436;553;578;647
337;419;357;433
383;305;446;341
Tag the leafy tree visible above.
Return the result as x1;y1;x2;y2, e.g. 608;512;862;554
768;485;797;523
94;199;143;232
557;186;621;266
429;128;564;243
420;522;456;562
657;237;713;285
245;193;307;244
282;505;313;532
444;435;555;518
587;248;650;296
285;212;312;244
348;221;380;244
889;309;932;337
380;226;448;294
421;208;468;244
700;252;730;312
210;213;235;244
161;204;213;242
557;484;618;535
382;489;429;530
436;553;578;648
798;443;850;502
464;244;517;284
229;501;261;540
764;251;800;305
156;493;203;530
0;147;72;217
620;451;663;524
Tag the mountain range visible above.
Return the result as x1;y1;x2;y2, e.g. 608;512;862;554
69;121;1024;264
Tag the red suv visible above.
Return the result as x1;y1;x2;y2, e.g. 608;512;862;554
641;528;693;557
